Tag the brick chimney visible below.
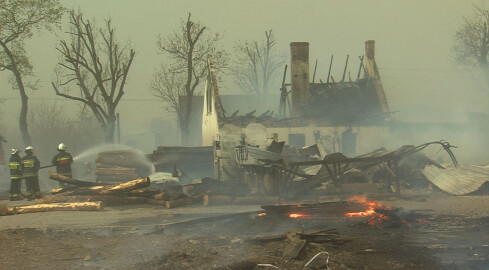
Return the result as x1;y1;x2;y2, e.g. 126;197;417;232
290;42;310;116
365;40;375;60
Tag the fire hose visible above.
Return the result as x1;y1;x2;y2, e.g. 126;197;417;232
39;164;56;170
16;165;56;198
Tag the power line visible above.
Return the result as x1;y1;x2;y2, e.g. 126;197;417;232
0;97;162;101
379;67;472;72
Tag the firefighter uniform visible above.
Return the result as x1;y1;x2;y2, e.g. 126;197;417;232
52;143;73;187
22;147;41;199
8;149;23;201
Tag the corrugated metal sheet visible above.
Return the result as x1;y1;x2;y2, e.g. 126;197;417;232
303;165;322;176
245;146;284;163
422;164;489;195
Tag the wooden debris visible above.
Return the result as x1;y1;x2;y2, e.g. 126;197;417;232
0;205;8;216
146;199;168;206
153;192;187;201
50;185;81;195
95;150;152;182
247;234;287;243
283;239;307;259
126;188;162;197
294;228;352;244
204;195;233;206
48;172;101;187
261;201;367;216
100;177;150;194
35;195;146;206
165;195;205;209
49;177;151;196
7;202;104;215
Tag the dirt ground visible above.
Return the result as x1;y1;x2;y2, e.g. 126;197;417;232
1;188;489;270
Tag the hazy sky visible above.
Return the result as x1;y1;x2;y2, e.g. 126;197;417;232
0;0;485;141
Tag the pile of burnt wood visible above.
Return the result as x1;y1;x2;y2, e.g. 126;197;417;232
31;172;280;211
95;150;153;183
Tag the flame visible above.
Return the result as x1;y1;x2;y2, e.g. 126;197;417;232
345;207;376;217
258;212;267;217
416;218;430;224
344;195;382;217
289;213;307;218
367;214;389;225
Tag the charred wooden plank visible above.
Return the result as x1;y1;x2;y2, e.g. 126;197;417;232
247;234;287;243
262;201;367;216
283;239;307;259
153;192;187;201
165;195;205;209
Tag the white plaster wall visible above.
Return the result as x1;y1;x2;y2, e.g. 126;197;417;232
201;83;220;146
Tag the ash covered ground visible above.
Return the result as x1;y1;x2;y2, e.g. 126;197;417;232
1;189;489;270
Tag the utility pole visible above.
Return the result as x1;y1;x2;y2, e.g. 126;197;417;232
116;113;121;144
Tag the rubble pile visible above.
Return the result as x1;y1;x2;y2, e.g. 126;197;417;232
4;171;281;215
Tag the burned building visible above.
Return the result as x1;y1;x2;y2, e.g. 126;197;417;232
202;40;391;181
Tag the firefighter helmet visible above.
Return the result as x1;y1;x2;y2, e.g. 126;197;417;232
25;146;33;153
58;143;66;151
11;148;19;155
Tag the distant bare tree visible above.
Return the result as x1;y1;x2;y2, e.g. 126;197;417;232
233;29;284;95
151;13;227;144
52;10;135;143
0;0;64;146
150;66;186;128
29;102;103;159
454;5;489;92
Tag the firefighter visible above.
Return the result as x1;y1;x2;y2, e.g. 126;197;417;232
52;143;73;187
8;148;23;201
22;146;41;200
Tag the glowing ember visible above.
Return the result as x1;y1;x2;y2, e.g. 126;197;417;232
257;212;267;217
345;208;376;217
345;196;381;217
367;214;389;225
345;196;390;225
289;213;307;218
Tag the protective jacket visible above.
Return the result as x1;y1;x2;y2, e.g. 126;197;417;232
52;151;73;177
8;154;22;179
22;153;40;178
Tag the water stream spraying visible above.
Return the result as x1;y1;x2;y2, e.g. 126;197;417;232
73;144;132;162
73;144;155;176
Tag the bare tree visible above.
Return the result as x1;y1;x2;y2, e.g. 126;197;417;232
0;0;64;145
454;5;489;92
150;66;186;128
52;10;135;143
233;29;284;95
29;102;103;156
151;13;227;144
